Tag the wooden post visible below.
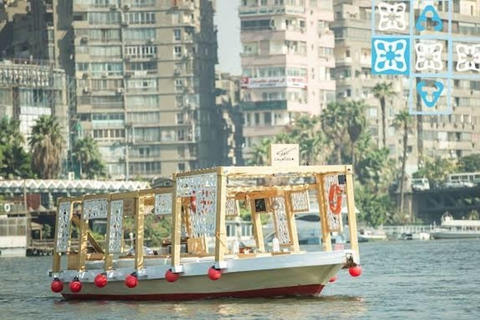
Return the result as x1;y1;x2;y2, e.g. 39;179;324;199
214;168;227;265
284;193;300;252
134;195;145;270
78;203;89;272
316;174;332;251
345;167;359;254
250;198;265;252
171;174;183;269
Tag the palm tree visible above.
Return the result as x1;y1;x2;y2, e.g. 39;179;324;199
373;82;396;149
320;102;348;164
345;101;368;168
0;117;32;178
72;136;107;179
28;115;65;179
392;110;414;215
247;138;272;165
285;115;324;165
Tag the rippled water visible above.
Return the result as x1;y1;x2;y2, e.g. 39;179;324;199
1;240;479;320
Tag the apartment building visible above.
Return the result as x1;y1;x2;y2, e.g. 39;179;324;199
331;0;480;174
47;0;223;180
238;0;336;161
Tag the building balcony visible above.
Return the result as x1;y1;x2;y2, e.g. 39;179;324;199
239;100;287;112
241;26;307;42
239;5;305;17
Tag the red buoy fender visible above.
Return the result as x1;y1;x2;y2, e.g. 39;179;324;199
51;278;63;293
349;266;362;277
94;273;108;288
69;277;82;293
165;269;180;283
125;273;138;288
328;184;343;215
208;267;222;281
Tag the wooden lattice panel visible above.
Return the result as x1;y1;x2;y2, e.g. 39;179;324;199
177;173;217;237
225;198;239;217
272;196;291;245
108;199;124;253
83;198;108;219
323;175;343;232
55;201;71;253
290;190;310;212
154;193;172;215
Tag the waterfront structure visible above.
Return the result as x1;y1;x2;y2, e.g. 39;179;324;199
0;59;69;150
331;0;480;174
238;0;336;161
45;0;222;180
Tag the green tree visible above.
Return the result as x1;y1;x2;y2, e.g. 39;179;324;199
345;100;368;168
0;117;32;178
373;82;396;149
392;110;414;214
457;154;480;173
355;183;393;227
28;115;66;179
247;138;272;165
414;156;456;186
356;147;394;194
282;115;325;165
320;102;348;163
72;136;107;179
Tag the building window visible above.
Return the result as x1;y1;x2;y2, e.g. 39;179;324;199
178;163;186;171
176;113;184;124
174;29;182;41
264;112;272;125
174;46;183;58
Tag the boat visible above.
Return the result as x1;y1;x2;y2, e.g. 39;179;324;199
430;213;480;240
357;229;388;242
49;163;361;301
399;232;431;241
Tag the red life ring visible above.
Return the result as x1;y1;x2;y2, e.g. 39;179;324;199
328;184;343;215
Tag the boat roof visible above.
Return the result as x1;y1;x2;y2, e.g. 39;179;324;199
442;220;480;227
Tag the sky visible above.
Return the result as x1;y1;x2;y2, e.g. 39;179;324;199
214;0;242;75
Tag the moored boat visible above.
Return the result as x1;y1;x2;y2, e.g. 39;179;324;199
430;213;480;240
49;162;362;301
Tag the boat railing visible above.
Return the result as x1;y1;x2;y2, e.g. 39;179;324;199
380;225;435;236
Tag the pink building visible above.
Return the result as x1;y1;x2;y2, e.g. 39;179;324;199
238;0;335;161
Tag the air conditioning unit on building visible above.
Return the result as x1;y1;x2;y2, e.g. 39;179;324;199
68;172;75;180
123;4;131;10
80;36;88;43
83;87;90;93
110;4;118;10
116;87;124;94
102;72;108;78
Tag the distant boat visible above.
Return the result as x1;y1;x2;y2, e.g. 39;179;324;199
430;213;480;240
357;229;387;242
398;232;430;241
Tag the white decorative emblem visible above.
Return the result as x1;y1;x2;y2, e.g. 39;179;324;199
415;42;443;71
456;44;480;72
373;39;409;73
377;2;407;31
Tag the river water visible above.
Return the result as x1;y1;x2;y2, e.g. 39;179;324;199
0;239;479;320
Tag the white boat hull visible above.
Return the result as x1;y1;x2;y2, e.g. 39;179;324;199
57;250;356;301
430;231;480;240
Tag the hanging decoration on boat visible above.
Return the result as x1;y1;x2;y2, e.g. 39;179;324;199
50;277;63;293
125;273;138;288
69;277;82;293
225;198;239;217
94;273;108;288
